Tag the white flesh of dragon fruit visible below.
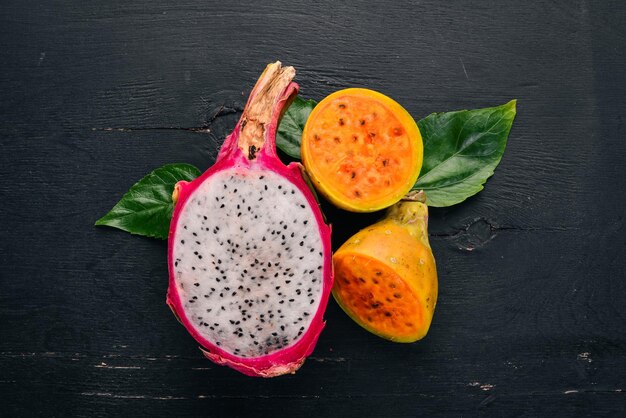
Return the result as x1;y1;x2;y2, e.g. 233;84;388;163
171;169;323;357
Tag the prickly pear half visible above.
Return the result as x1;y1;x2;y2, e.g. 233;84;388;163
332;193;437;342
301;88;423;212
167;62;333;377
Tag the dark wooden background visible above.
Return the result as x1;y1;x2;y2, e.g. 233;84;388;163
2;0;625;416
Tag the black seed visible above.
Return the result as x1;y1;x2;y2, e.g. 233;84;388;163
181;240;185;244
194;283;199;287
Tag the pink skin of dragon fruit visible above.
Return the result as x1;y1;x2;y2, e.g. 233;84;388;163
166;62;333;377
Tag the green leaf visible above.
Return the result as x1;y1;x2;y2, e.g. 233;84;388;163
95;163;201;239
413;100;517;207
276;96;317;158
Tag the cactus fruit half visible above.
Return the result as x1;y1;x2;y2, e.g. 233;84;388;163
332;194;437;342
301;88;423;212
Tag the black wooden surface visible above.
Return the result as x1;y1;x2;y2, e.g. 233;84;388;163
2;0;625;416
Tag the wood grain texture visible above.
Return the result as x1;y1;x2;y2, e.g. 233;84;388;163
1;0;625;416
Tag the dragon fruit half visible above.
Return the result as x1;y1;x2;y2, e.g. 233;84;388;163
167;62;333;377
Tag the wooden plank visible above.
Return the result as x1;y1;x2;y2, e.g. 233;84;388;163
1;0;625;416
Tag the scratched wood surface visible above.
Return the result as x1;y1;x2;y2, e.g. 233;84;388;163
1;0;625;416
